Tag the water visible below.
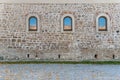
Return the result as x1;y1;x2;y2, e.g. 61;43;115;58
0;64;120;80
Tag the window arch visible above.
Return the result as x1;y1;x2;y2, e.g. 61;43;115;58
61;14;74;32
63;16;72;31
98;16;107;31
96;13;110;32
29;16;38;31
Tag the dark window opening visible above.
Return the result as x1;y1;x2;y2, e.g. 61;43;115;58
113;54;115;59
27;54;30;58
58;54;61;59
94;54;98;59
35;53;38;58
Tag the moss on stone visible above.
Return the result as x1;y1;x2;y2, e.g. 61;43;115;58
0;60;120;64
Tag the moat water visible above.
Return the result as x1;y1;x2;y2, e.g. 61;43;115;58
0;64;120;80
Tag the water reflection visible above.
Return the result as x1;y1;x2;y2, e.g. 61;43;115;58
0;64;119;80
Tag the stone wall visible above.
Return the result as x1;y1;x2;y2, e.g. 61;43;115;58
0;3;120;60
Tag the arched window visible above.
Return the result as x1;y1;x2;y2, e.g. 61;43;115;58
29;16;37;31
98;16;107;31
63;16;72;31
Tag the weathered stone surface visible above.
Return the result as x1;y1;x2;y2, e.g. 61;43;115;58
0;3;120;60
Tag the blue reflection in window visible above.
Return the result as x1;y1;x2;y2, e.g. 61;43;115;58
29;16;37;31
63;16;72;31
98;16;107;31
99;17;107;27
